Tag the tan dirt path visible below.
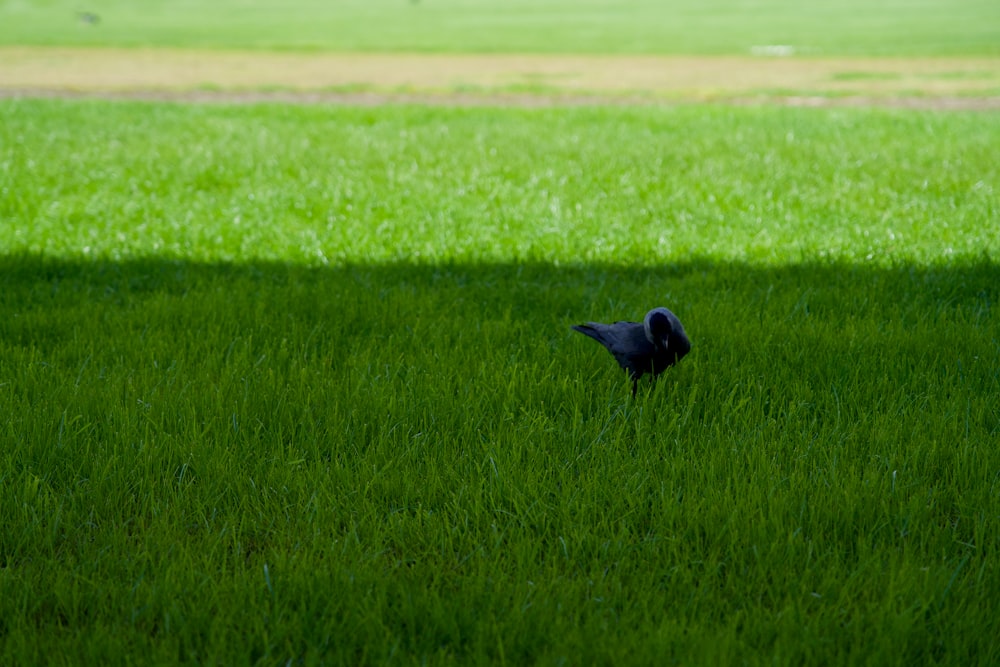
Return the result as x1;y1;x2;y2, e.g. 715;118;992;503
1;47;998;109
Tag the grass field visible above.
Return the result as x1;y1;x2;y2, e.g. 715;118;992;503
2;98;999;664
1;0;999;55
2;1;999;662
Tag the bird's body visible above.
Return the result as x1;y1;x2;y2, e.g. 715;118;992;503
572;307;690;397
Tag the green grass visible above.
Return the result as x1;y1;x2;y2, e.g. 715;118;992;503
1;0;999;55
2;99;1000;664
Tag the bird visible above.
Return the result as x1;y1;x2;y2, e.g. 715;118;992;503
572;307;690;397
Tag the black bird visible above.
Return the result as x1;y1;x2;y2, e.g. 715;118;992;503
572;307;690;397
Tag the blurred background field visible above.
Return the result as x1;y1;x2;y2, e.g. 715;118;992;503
1;0;998;55
1;0;998;102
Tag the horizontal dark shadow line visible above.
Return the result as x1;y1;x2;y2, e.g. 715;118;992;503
3;252;996;318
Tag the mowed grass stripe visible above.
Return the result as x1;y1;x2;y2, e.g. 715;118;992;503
1;99;999;664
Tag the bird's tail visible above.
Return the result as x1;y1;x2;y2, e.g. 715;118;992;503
571;323;606;344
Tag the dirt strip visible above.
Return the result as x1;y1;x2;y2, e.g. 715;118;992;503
4;86;1000;111
1;47;998;109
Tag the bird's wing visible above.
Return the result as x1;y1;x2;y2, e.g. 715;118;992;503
572;321;652;378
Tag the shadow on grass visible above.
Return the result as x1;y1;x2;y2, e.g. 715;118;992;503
2;253;998;667
3;253;997;400
3;252;997;346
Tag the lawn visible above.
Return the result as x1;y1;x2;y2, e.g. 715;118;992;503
1;99;999;664
0;0;998;55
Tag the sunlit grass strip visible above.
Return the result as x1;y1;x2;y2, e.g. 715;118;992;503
2;99;998;266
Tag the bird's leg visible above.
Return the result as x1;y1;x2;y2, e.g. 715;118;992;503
631;378;638;399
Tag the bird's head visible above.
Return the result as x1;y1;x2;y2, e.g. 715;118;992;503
643;307;675;349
